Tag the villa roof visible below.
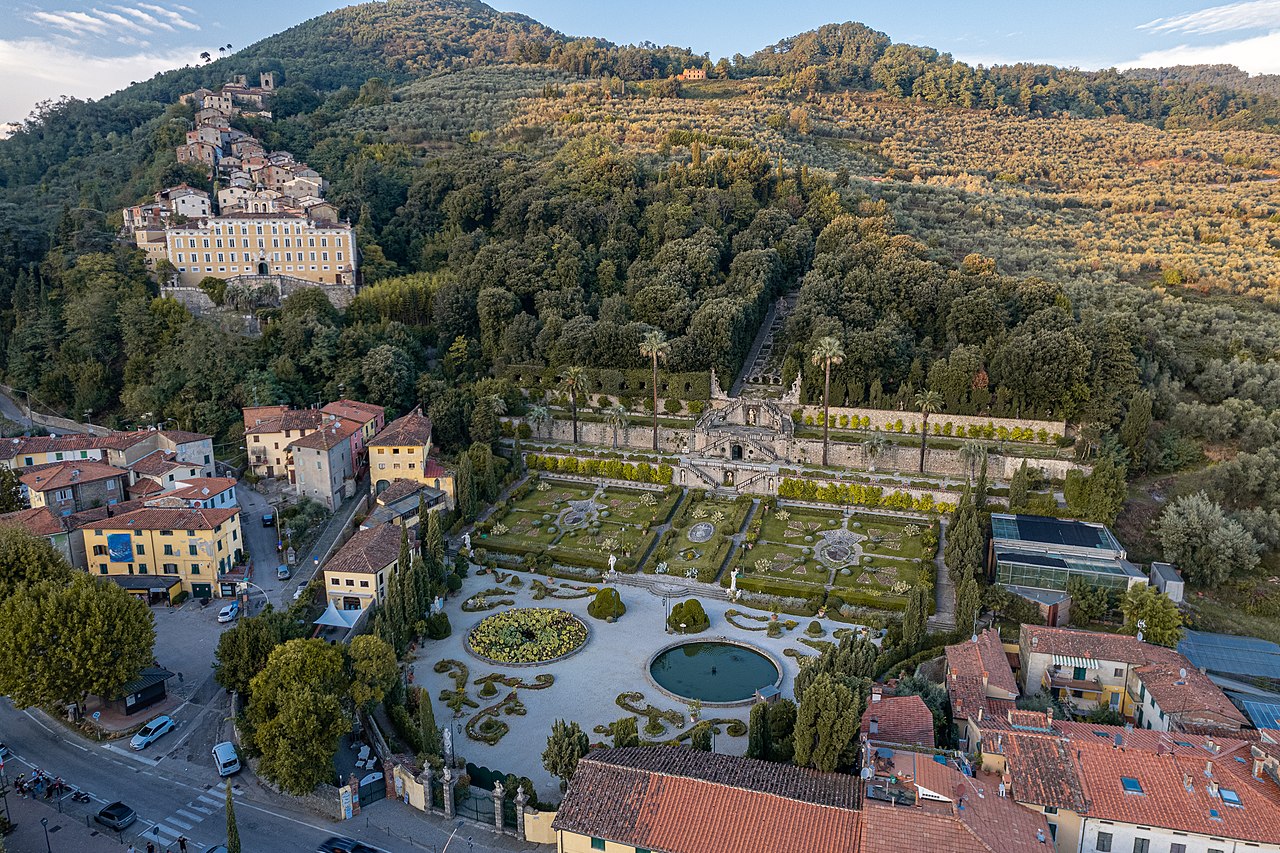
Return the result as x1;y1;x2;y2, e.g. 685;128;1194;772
368;408;433;448
325;523;406;575
0;506;66;537
166;478;236;502
321;399;384;425
289;418;360;451
1022;625;1148;664
553;748;860;853
91;506;239;532
20;461;127;492
861;694;936;747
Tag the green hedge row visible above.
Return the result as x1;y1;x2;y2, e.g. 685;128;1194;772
525;454;674;485
502;364;712;401
778;478;954;514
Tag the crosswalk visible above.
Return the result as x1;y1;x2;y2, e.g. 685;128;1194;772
137;789;230;850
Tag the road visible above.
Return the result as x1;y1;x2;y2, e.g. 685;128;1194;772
0;700;531;853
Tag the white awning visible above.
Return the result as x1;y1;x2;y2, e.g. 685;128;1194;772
1052;654;1094;669
314;600;359;628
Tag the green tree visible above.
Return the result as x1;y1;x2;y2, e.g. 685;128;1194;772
690;722;712;752
913;389;944;472
455;452;477;523
1120;584;1183;647
347;634;399;711
810;336;845;466
1066;575;1112;626
1119;390;1153;471
639;330;670;451
602;403;629;449
1157;492;1260;587
0;527;74;599
542;719;590;790
902;583;929;651
245;639;351;795
612;716;639;749
415;686;443;757
225;778;240;853
214;608;305;696
1008;460;1030;512
792;672;861;772
1064;453;1128;526
0;468;25;513
525;404;551;439
0;574;154;713
944;495;983;583
559;366;590;446
746;701;772;760
955;569;981;635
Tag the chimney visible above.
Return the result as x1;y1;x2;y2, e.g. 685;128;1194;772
1184;773;1193;791
977;706;984;722
1208;780;1219;798
871;686;883;703
1206;737;1217;754
1206;760;1214;778
1255;758;1266;779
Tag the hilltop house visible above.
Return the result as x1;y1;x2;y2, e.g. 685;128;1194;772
368;408;454;505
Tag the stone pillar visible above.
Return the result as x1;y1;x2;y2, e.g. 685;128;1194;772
383;760;396;799
493;781;505;832
417;766;434;813
442;766;455;818
348;774;362;817
515;787;528;838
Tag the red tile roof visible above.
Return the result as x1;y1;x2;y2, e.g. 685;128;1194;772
325;523;406;575
368;408;433;448
377;478;427;506
129;451;189;476
861;694;936;747
166;478;236;502
0;433;102;461
20;461;128;492
289;418;360;451
127;478;167;497
321;399;384;424
1022;624;1148;664
93;506;239;531
0;506;66;536
946;629;1019;724
554;748;861;853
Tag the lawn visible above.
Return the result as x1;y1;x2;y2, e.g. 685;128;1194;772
652;496;750;583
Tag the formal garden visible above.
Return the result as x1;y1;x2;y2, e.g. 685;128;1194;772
648;491;754;583
471;476;680;577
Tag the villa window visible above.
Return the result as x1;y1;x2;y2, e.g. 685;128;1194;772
590;840;605;851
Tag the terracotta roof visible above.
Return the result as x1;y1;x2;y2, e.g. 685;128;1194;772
377;478;427;506
1022;624;1149;664
1135;646;1248;729
20;461;128;492
242;405;288;429
863;748;1053;852
129;451;188;476
289;418;360;451
92;506;239;531
157;429;209;445
553;748;860;853
861;694;936;747
0;506;66;536
166;478;236;502
127;479;167;498
325;523;406;575
244;408;326;435
945;629;1019;724
368;408;433;448
1005;733;1091;812
321;399;384;424
0;433;102;461
423;456;448;479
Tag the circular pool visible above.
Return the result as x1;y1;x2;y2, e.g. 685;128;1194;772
648;640;782;705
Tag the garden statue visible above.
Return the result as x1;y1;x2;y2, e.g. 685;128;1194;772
463;532;472;551
730;568;739;594
432;596;444;614
608;553;617;572
443;726;454;764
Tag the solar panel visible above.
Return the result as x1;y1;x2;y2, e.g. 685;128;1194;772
1178;630;1280;680
1238;698;1280;730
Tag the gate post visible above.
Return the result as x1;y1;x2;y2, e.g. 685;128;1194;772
515;787;528;837
492;781;504;832
347;774;362;817
418;766;435;813
442;766;455;818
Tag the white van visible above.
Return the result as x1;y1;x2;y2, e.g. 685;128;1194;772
212;741;240;777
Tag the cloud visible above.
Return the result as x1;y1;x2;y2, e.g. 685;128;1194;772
29;10;111;36
136;2;199;31
111;5;176;31
1117;30;1280;73
1139;0;1280;35
0;37;198;124
92;8;154;35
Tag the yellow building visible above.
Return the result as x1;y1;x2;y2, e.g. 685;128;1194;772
368;408;454;504
81;506;243;602
164;214;356;286
323;522;407;612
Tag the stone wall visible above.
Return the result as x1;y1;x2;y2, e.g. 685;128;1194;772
791;403;1066;437
161;274;357;313
537;418;687;453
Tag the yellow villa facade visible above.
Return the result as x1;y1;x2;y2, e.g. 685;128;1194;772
164;214;356;286
368;408;454;505
82;506;243;601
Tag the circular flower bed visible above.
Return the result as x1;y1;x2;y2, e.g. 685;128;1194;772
466;608;589;665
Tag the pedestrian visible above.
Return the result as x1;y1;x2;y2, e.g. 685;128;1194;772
126;845;136;853
178;836;188;853
146;842;155;853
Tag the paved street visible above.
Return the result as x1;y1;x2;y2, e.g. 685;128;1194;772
0;700;537;853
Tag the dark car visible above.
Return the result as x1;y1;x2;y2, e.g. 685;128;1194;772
262;512;274;528
316;837;384;853
95;801;137;831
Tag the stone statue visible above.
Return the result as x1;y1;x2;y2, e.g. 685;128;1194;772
730;568;739;594
432;595;444;614
443;726;454;763
782;370;803;405
462;532;471;551
608;553;617;572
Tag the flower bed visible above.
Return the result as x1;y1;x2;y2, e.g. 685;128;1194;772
465;607;589;665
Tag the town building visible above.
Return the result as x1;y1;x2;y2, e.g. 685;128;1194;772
163;214;356;286
20;461;129;515
291;419;360;511
361;478;446;531
989;513;1147;624
164;477;238;509
678;67;707;80
155;183;211;220
244;401;381;496
322;522;408;612
1020;625;1248;734
368;408;453;504
322;399;386;445
0;506;75;564
860;688;936;747
81;505;243;602
945;628;1020;751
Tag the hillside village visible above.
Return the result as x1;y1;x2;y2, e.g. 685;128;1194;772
4;3;1280;853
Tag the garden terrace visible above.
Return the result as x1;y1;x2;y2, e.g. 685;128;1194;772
651;494;752;583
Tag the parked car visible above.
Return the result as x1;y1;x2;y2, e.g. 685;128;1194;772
212;741;240;777
0;742;9;760
94;801;137;831
316;838;385;853
277;564;291;580
262;512;274;528
129;714;175;750
217;602;240;623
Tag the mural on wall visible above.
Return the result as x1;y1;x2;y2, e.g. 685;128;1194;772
107;533;133;563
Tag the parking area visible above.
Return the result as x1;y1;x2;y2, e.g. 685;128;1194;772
151;596;241;695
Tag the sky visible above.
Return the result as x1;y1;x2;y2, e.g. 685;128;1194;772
2;0;1280;126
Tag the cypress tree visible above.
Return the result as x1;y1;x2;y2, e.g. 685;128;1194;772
416;686;442;757
1008;460;1029;512
225;778;241;853
690;722;712;752
746;701;771;760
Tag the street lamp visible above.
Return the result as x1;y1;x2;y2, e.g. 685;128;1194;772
237;580;271;613
41;816;51;853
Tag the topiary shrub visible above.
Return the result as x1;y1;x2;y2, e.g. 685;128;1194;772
668;599;710;633
587;587;627;621
425;612;452;639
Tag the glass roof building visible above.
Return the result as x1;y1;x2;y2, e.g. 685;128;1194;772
990;513;1146;596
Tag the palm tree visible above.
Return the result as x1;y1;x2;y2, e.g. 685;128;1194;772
603;404;629;449
862;433;888;472
914;389;944;473
526;404;551;439
559;366;589;445
200;51;211;64
958;440;985;484
810;336;845;466
639;330;670;451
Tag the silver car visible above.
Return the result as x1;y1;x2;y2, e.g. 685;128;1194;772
129;715;175;750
